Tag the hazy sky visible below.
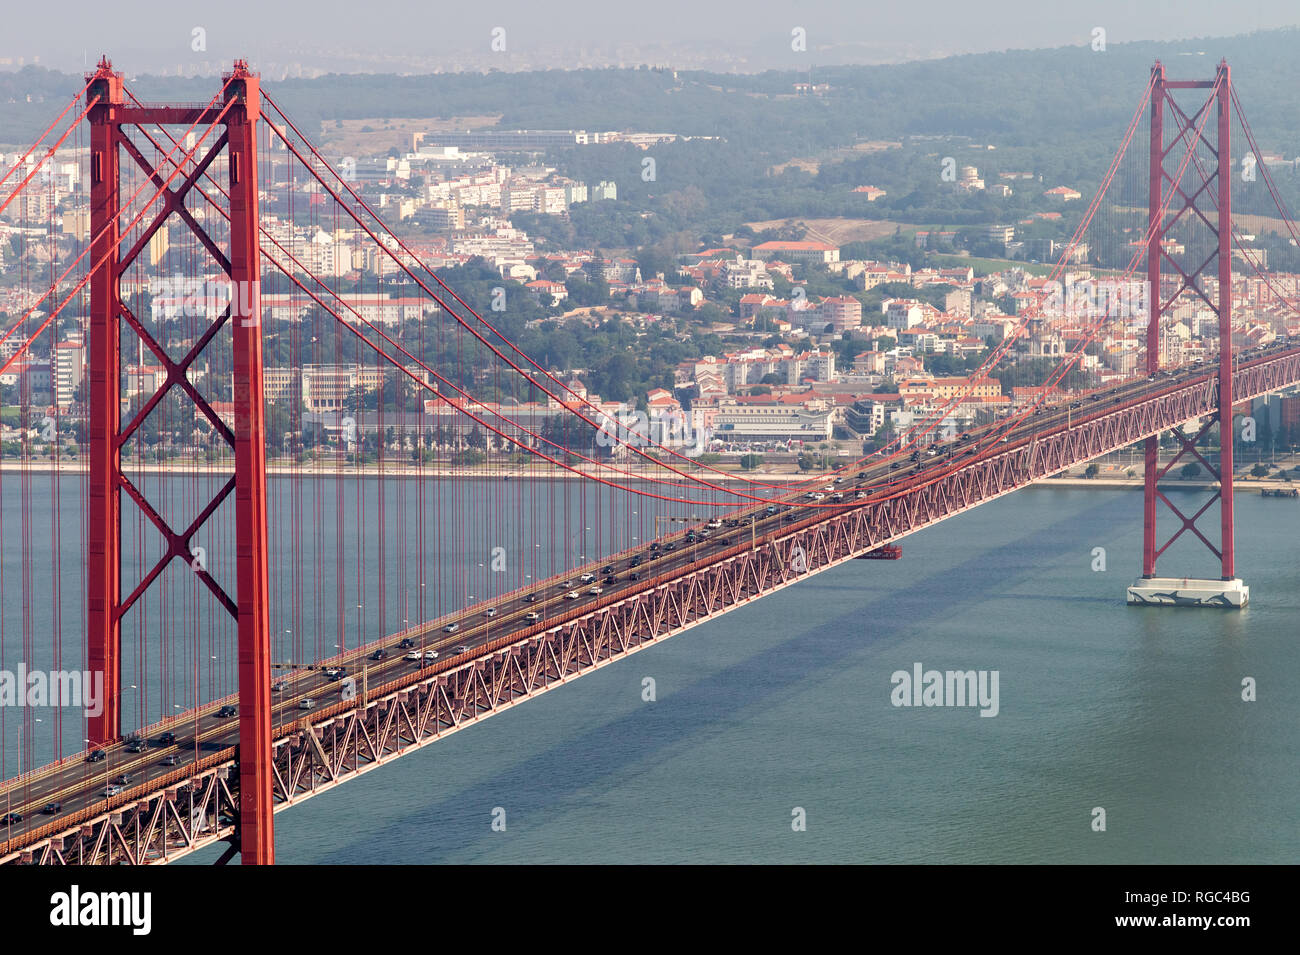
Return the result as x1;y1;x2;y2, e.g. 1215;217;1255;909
4;0;1298;75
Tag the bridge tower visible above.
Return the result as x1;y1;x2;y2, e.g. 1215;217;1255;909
1128;60;1248;608
84;58;276;862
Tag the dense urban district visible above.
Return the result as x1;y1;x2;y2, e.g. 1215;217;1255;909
5;33;1300;479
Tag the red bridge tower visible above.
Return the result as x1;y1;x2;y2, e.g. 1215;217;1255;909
84;58;275;861
1128;60;1248;608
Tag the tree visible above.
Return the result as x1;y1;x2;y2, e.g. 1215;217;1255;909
1084;462;1099;479
1181;462;1202;480
1250;462;1270;477
739;453;764;471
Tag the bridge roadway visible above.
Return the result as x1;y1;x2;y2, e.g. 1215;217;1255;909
3;342;1298;862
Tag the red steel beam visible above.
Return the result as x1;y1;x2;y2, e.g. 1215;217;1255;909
1216;61;1235;580
224;61;275;866
85;58;124;747
1142;61;1165;578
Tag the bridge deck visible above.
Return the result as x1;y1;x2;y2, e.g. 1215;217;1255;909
5;345;1299;864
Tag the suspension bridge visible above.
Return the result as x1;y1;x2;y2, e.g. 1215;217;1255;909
0;58;1297;864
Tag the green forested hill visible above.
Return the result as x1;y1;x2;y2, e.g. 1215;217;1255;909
5;29;1300;151
5;29;1300;254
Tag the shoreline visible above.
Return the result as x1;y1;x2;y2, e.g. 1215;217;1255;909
2;459;1297;492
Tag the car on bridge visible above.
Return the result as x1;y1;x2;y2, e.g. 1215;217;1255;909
525;594;540;603
423;649;439;661
125;736;148;753
2;812;21;825
405;650;421;662
158;731;176;745
86;749;106;763
369;649;388;661
272;680;288;693
443;623;460;633
298;698;315;710
104;784;123;797
587;586;604;596
564;591;580;600
525;611;541;621
323;666;346;681
40;802;61;814
452;645;470;655
484;608;497;617
216;704;237;718
160;755;179;767
398;638;416;649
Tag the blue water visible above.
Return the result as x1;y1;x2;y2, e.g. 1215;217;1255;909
169;485;1299;864
0;472;712;767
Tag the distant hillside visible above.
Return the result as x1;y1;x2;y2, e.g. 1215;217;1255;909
6;28;1300;262
3;29;1300;154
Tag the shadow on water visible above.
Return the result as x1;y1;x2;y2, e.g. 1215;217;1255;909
272;491;1134;863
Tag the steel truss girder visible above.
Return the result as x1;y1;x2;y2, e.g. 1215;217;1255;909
8;349;1300;866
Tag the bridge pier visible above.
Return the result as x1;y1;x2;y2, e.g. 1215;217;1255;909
1126;577;1249;608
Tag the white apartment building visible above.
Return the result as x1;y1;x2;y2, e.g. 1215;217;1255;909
884;299;924;330
712;399;833;442
52;340;85;409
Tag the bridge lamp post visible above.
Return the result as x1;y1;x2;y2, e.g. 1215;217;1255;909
568;527;592;566
8;719;41;829
81;736;93;801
